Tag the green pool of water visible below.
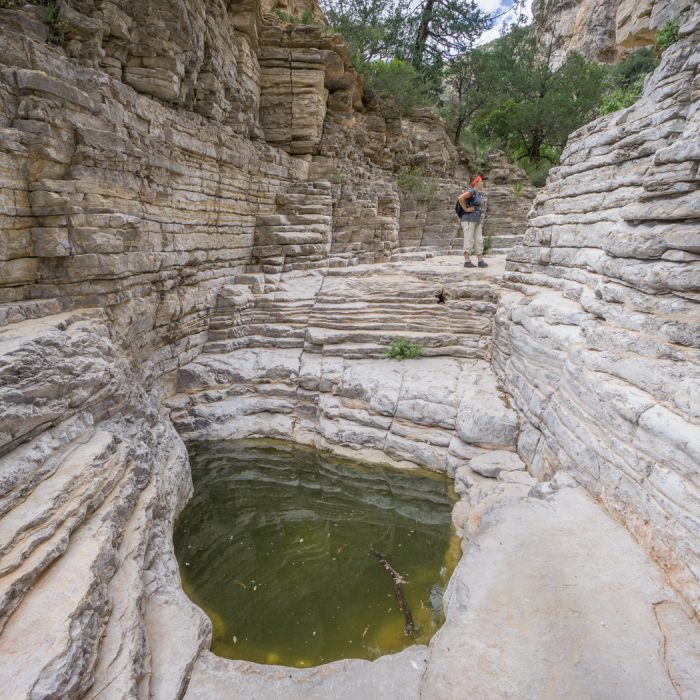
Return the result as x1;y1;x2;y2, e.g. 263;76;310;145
174;440;460;667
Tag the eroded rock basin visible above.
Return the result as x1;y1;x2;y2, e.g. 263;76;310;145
175;440;459;667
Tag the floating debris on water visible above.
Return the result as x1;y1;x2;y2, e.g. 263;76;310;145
175;440;458;667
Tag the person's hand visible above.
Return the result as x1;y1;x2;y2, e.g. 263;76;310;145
465;206;475;212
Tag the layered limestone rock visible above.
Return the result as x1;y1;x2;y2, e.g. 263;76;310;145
168;256;519;473
534;0;624;63
0;4;313;391
617;0;696;47
0;312;209;698
2;0;699;697
0;1;529;377
534;0;696;63
496;12;700;614
2;262;699;699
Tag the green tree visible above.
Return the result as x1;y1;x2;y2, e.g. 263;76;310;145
364;59;433;115
322;0;403;67
470;27;606;164
405;0;490;70
320;0;521;93
599;47;658;115
443;48;502;144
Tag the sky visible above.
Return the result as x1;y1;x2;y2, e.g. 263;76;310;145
477;0;533;45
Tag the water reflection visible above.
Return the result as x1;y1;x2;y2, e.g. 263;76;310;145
175;440;459;667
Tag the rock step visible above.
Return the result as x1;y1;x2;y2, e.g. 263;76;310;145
389;251;435;262
276;205;331;216
275;193;332;206
304;328;489;347
204;336;305;353
254;230;328;247
305;342;487;360
256;214;332;227
0;430;119;574
208;312;493;338
0;434;130;630
202;258;503;358
489;234;523;246
0;452;145;698
286;180;332;193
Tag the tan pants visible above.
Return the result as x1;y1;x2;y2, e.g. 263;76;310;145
461;219;484;256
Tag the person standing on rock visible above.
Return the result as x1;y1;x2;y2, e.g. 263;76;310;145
458;175;488;268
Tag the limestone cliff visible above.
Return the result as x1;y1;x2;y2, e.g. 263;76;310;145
497;11;700;613
1;1;699;697
0;0;529;391
534;0;696;64
534;0;624;63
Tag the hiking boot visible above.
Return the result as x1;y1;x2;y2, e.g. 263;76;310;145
464;260;476;268
478;259;489;268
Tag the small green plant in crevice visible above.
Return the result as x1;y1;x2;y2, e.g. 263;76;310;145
43;0;68;45
512;181;524;197
656;18;681;53
385;337;423;361
329;170;343;185
274;9;296;23
273;7;316;26
1;0;67;43
397;166;438;201
483;226;494;254
600;76;645;115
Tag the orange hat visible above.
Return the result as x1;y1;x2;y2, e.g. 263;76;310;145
470;175;482;187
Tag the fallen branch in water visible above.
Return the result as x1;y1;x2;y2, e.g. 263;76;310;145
369;547;415;636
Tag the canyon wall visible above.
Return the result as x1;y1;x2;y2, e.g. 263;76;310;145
1;0;526;391
0;3;528;695
534;0;696;64
1;0;698;696
495;11;700;613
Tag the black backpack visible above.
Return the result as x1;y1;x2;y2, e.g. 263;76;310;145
455;200;465;218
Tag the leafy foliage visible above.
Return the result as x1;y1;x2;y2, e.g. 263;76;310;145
323;1;652;186
43;1;68;44
599;76;645;115
399;0;492;90
656;18;680;52
385;337;423;361
321;0;518;90
274;8;316;25
442;48;504;144
396;166;439;200
482;32;605;163
609;47;658;88
364;59;433;114
520;155;555;187
322;0;404;68
598;48;658;115
449;26;605;175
